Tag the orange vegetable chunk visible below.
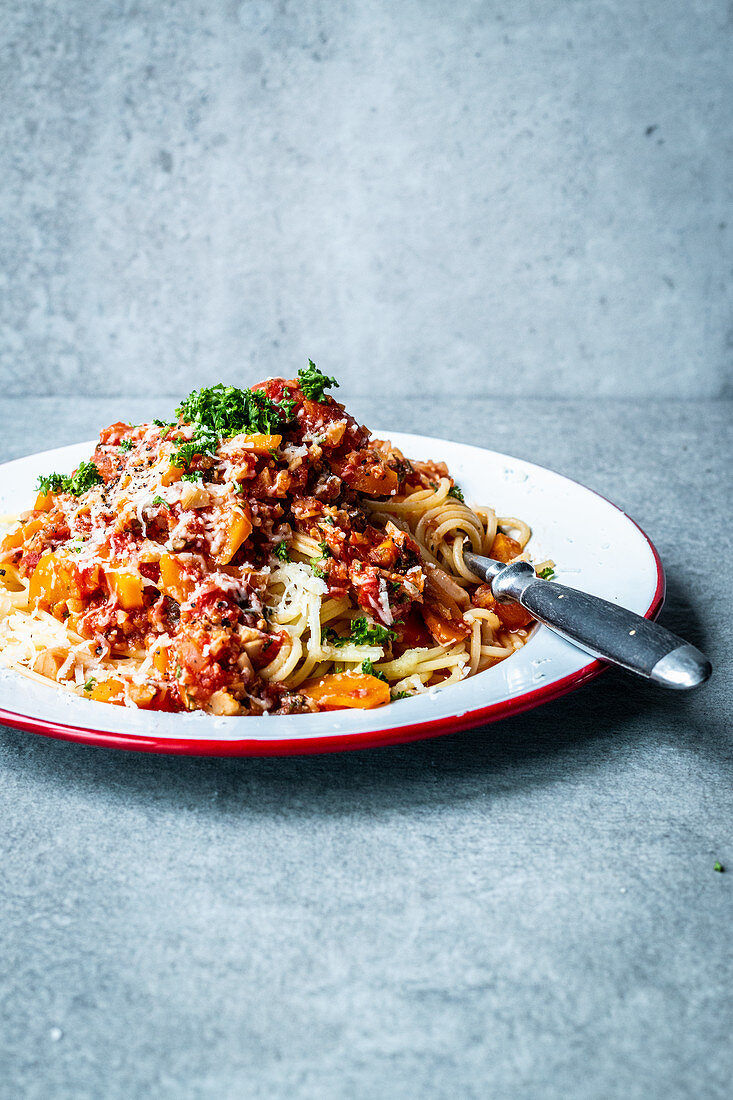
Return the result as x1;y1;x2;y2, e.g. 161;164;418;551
28;552;83;615
421;605;471;646
302;671;390;710
1;518;45;553
107;570;145;610
215;507;253;565
241;433;282;454
489;532;523;563
159;554;196;604
90;679;125;704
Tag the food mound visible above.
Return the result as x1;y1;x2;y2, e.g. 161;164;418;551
0;364;541;715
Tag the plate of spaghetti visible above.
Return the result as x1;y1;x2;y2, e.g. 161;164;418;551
0;364;663;755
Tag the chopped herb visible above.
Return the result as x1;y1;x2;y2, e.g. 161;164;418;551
538;566;555;580
323;516;335;526
181;470;203;483
317;540;331;558
36;461;103;497
153;418;174;428
119;438;134;453
174;663;182;679
349;616;396;646
83;677;97;692
448;484;464;502
273;541;291;562
391;690;410;700
310;559;328;579
324;616;396;647
361;658;387;682
151;495;171;510
170;383;297;471
714;861;725;873
297;360;339;402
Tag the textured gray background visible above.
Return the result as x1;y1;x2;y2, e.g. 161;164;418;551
1;0;731;400
1;396;732;1099
1;2;732;1098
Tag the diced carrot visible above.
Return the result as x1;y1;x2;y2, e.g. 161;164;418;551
126;683;157;708
241;434;282;454
151;644;168;675
489;532;523;563
28;552;83;615
34;492;54;512
107;570;145;610
421;604;471;646
90;679;125;704
161;463;185;486
1;518;45;553
159;554;196;604
301;671;390;710
215;507;253;565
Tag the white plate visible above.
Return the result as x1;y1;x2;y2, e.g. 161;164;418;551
0;433;664;755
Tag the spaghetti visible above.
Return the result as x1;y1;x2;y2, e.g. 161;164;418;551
0;365;549;715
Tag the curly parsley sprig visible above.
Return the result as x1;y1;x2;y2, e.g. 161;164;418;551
36;461;104;497
322;616;396;648
297;360;339;402
170;383;298;471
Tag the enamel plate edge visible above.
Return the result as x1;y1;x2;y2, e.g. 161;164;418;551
0;432;664;754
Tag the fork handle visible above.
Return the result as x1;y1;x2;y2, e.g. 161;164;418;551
487;562;712;690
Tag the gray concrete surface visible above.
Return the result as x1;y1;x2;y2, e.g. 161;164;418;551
1;395;731;1099
1;0;731;400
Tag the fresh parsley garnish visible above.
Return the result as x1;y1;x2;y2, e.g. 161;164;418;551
119;439;134;452
170;384;297;471
181;470;203;483
323;616;396;648
361;658;387;682
391;690;410;700
297;360;339;402
273;541;291;562
714;861;725;873
448;484;464;502
36;461;103;497
348;616;396;646
151;495;171;510
83;677;97;692
538;566;555;580
310;559;328;579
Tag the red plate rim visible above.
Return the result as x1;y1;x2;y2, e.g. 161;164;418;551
0;474;666;757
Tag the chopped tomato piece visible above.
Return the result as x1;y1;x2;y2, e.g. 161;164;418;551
470;583;533;630
368;537;399;569
394;608;434;651
301;671;390;709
